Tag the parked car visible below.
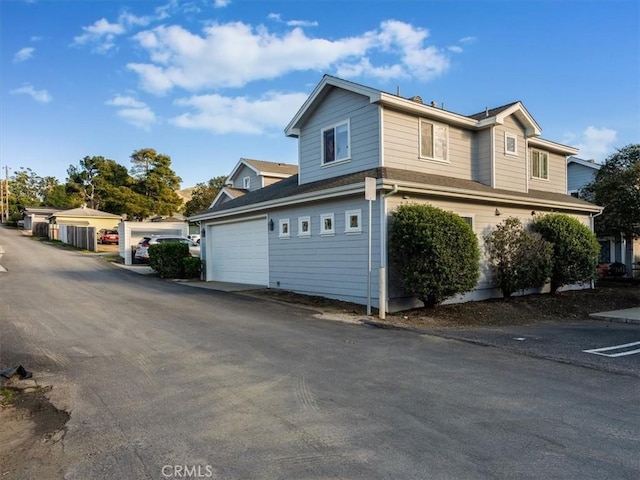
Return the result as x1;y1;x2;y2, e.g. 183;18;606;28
99;229;119;245
188;233;201;245
134;235;200;263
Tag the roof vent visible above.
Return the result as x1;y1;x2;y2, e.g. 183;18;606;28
431;101;438;108
410;95;423;104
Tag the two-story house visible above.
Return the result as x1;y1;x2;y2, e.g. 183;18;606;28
190;75;602;313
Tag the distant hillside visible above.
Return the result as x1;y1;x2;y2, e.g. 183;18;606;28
177;187;195;204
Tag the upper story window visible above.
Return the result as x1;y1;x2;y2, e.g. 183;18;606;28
505;133;518;156
322;121;350;165
531;150;549;180
419;119;448;162
243;176;250;189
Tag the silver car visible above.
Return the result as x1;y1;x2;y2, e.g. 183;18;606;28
134;235;200;263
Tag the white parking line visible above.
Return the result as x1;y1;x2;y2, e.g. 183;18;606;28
583;341;640;357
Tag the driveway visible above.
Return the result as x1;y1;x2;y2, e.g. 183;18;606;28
1;226;639;480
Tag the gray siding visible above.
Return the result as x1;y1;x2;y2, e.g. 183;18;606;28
494;117;527;193
268;196;382;307
298;88;380;185
567;163;597;192
232;165;259;191
475;129;492;186
383;108;474;179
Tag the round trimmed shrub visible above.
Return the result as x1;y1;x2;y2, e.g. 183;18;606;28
531;213;601;293
389;204;480;307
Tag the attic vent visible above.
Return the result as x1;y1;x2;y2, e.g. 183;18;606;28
410;95;423;104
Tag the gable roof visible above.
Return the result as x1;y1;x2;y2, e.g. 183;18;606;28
49;206;122;219
190;167;601;221
22;206;64;216
286;75;549;141
210;186;247;208
227;158;297;181
567;156;602;170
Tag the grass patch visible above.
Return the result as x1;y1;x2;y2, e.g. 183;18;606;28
0;387;16;405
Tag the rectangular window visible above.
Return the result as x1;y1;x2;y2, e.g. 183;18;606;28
531;150;549;179
460;216;474;230
505;133;517;156
298;216;311;237
322;121;350;164
420;119;448;162
243;176;250;189
345;209;362;234
278;219;290;238
320;213;335;235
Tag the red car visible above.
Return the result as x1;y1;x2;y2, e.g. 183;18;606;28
100;229;119;245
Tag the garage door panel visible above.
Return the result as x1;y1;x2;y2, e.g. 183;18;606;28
210;218;268;285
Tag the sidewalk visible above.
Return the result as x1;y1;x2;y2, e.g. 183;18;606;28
589;307;640;325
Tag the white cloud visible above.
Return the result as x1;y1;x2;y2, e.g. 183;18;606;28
129;20;452;94
268;13;318;27
10;84;52;103
14;47;35;62
72;9;165;53
448;46;463;53
459;36;477;43
214;0;232;7
105;95;156;130
171;91;309;134
563;126;618;161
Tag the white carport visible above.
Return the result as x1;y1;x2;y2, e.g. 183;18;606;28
206;216;268;285
119;221;188;265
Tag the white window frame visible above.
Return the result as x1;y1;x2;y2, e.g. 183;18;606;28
419;119;449;163
460;215;475;232
344;209;362;234
504;132;518;156
321;120;351;165
320;213;335;236
531;149;549;180
278;218;290;238
298;216;311;238
243;176;251;189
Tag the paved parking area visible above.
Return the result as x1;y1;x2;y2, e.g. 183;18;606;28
425;321;640;377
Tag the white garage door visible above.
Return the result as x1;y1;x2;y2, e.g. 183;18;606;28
209;218;268;285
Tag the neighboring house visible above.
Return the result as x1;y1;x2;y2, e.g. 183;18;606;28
49;205;122;230
191;75;602;313
211;158;298;207
22;206;64;231
567;156;639;275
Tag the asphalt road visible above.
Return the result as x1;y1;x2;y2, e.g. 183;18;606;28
1;226;639;480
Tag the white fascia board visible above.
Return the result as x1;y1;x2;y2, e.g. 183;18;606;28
475;102;542;136
567;157;601;170
227;158;259;180
190;182;375;222
529;137;579;155
379;94;477;128
382;180;602;213
285;75;382;137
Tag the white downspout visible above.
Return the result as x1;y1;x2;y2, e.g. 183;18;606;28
379;184;399;319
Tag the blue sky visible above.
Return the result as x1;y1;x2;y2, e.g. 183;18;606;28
1;0;638;189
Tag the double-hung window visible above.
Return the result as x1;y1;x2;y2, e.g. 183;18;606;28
322;121;350;164
419;119;448;162
344;209;362;234
531;150;549;179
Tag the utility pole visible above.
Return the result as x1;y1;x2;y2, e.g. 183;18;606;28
3;165;9;224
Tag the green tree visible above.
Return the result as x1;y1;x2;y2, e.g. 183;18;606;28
8;167;42;216
531;213;601;293
41;184;80;209
581;144;640;271
130;148;183;217
484;217;553;298
389;204;480;307
183;176;227;217
66;156;132;211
